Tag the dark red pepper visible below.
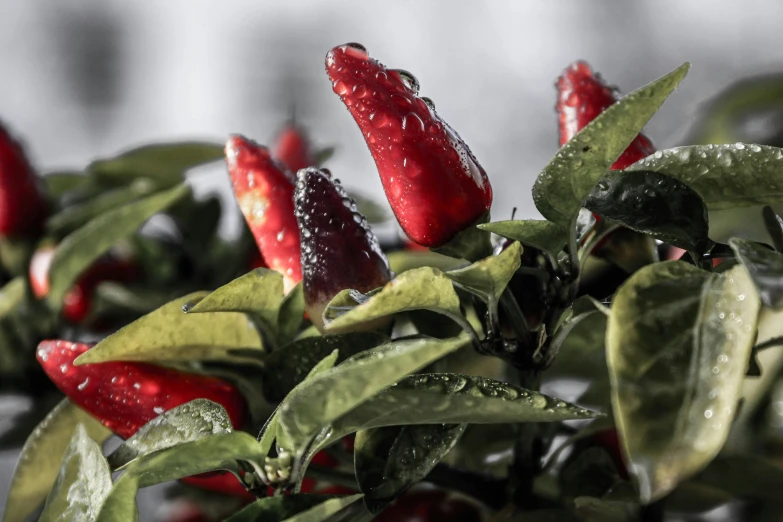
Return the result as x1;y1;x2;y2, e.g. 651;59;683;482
37;341;251;497
226;135;301;292
0;122;46;237
325;43;492;248
592;428;629;480
272;123;314;174
556;61;655;170
293;167;392;330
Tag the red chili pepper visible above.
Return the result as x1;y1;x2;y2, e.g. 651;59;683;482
37;341;252;498
593;428;629;480
29;247;139;323
0;122;46;237
272;123;314;174
293;167;392;330
556;61;655;170
226;135;301;292
325;43;492;248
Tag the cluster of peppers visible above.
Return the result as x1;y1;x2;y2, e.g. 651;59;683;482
0;43;659;519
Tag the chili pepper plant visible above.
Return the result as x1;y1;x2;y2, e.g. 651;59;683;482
4;43;783;522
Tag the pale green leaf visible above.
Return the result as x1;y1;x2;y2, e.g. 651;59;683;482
478;220;568;260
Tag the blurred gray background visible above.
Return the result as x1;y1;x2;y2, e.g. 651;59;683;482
3;0;783;518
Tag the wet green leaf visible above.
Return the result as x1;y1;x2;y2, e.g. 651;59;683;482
323;267;462;332
478;220;568;260
607;262;760;502
693;454;783;503
276;336;470;455
88;142;224;189
386;250;463;274
38;424;113;522
47;183;190;308
278;282;305;345
729;237;783;308
625;144;783;210
430;214;493;262
107;399;233;470
355;424;466;512
584;170;711;254
262;333;390;402
224;494;356;522
445;241;522;302
2;400;111;522
74;292;262;365
533;63;690;227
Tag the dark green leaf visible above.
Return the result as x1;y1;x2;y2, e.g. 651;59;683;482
694;454;783;503
313;146;336;167
276;336;471;456
280;494;363;522
88;142;224;189
107;399;233;470
42;171;90;199
349;192;389;224
572;496;637;522
665;482;734;514
478;220;568;261
559;447;619;500
38;424;113;522
430;213;493;262
386;250;463;274
625;144;783;210
224;495;353;522
584;170;711;254
47;183;191;308
74;292;262;365
323;268;462;333
262;333;390;402
607;262;760;502
445;241;522;301
278;283;305;345
532;63;690;227
729;237;783;307
45;179;157;235
355;424;465;512
762;206;783;252
3;400;111;522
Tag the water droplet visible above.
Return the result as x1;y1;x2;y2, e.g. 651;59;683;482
734;142;746;150
393;69;420;93
421;97;436;110
344;42;368;54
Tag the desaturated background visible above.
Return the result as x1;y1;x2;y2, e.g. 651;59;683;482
3;0;783;518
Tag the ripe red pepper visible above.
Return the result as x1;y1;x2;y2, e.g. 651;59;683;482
325;43;492;248
556;61;655;170
29;246;138;323
37;341;251;497
293;167;392;330
272;123;314;174
0;122;46;237
226;135;301;292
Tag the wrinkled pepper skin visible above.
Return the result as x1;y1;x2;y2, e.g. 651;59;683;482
556;60;655;169
273;123;314;174
0;122;46;237
37;341;251;497
326;43;492;247
226;135;301;292
294;167;392;330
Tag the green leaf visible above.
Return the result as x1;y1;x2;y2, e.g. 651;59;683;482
430;213;493;262
607;262;761;502
0;277;25;318
478;220;568;261
185;268;285;344
762;206;783;252
3;400;111;522
74;292;262;365
45;178;157;235
323;373;598;447
107;399;233;470
386;250;463;274
42;171;90;199
693;454;783;503
584;170;711;254
276;336;470;456
323;267;462;332
278;282;305;345
47;183;191;308
224;495;355;522
349;192;389;224
262;332;390;402
625;144;783;210
445;241;522;302
355;424;466;512
532;63;690;227
729;237;783;308
88;142;225;189
280;494;363;522
38;424;113;522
